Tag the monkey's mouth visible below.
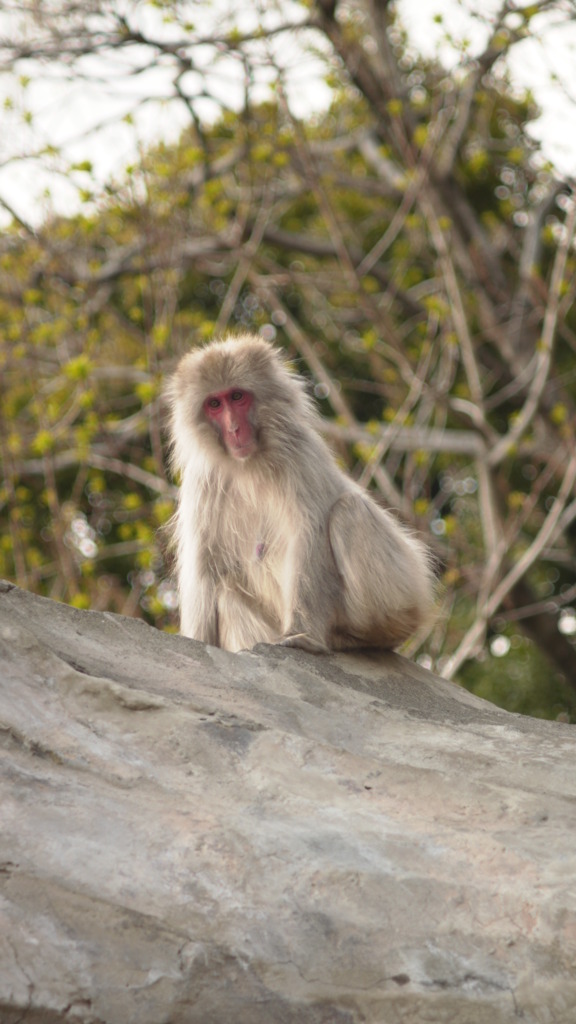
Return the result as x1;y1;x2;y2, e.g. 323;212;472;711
228;440;257;459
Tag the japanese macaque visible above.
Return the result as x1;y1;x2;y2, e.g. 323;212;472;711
167;333;435;654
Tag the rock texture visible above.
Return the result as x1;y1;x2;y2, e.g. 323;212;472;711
1;580;576;1024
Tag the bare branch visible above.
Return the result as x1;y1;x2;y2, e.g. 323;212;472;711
489;194;576;467
321;420;486;456
18;451;175;495
442;443;576;679
214;193;274;335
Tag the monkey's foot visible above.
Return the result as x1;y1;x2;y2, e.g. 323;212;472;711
278;633;330;655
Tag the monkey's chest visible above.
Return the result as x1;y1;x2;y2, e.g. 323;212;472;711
217;515;288;595
244;532;285;579
209;484;296;604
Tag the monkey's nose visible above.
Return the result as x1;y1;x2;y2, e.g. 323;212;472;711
222;408;239;434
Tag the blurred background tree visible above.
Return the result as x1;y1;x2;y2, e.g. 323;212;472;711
1;0;576;720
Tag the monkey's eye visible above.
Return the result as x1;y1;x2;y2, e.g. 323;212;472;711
206;397;221;410
230;390;245;402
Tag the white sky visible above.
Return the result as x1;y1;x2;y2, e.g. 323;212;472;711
0;0;575;226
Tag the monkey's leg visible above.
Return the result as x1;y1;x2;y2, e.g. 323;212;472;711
328;493;427;649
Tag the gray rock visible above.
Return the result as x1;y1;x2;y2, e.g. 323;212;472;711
0;579;575;1024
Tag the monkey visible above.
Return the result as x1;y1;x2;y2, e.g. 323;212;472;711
166;333;435;654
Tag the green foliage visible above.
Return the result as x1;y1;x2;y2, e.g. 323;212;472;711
461;634;576;722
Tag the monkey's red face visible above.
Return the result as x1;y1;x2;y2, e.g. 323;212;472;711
203;388;257;460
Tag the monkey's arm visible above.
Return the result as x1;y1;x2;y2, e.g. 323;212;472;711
277;524;342;654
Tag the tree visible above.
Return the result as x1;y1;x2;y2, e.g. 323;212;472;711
1;0;576;719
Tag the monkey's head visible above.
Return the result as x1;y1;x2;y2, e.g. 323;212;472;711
167;333;315;473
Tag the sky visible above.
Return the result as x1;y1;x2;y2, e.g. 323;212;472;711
0;0;575;227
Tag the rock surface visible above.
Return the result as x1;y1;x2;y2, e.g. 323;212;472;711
1;580;576;1024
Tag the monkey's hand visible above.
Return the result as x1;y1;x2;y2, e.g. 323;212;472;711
278;633;330;655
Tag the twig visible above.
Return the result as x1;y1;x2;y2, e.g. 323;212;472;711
441;444;576;680
489;195;576;467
